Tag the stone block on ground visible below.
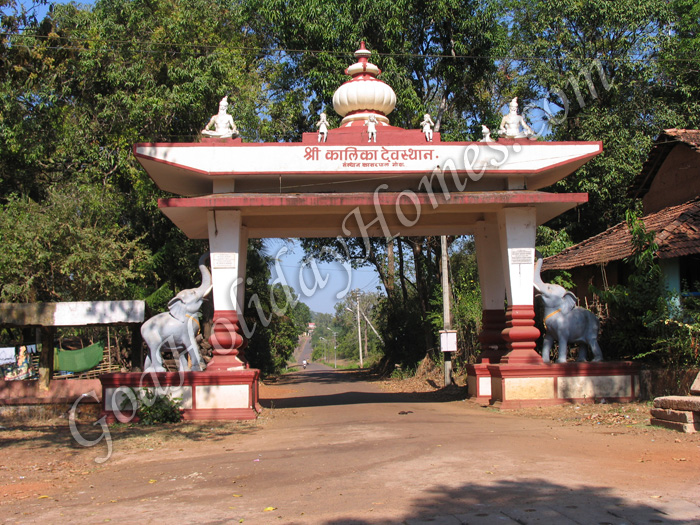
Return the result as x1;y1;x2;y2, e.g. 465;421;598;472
650;408;698;423
650;417;699;433
691;371;700;396
652;395;700;411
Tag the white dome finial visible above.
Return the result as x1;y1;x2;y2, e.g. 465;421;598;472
332;42;396;126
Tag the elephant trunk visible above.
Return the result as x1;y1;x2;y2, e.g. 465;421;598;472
195;253;212;299
533;251;545;293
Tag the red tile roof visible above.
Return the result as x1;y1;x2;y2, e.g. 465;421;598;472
629;129;700;199
543;198;700;270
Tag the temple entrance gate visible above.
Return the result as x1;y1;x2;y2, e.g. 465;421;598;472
100;44;638;420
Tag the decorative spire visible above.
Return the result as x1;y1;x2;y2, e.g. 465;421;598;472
332;42;396;127
345;41;380;77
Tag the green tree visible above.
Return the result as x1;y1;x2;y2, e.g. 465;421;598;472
658;0;700;129
0;183;151;302
242;242;309;375
1;0;272;297
251;0;505;136
508;0;673;241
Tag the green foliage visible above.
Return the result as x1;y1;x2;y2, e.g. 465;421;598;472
658;0;700;129
445;237;483;365
120;388;183;425
536;226;574;289
308;292;384;367
251;0;506;137
309;312;336;362
390;364;417;380
243;242;309;375
143;283;175;314
641;308;700;369
508;0;674;240
137;390;183;425
376;293;426;368
0;0;274;303
0;184;151;302
594;212;672;362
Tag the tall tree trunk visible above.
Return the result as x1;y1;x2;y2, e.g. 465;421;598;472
397;237;407;305
411;238;434;352
410;238;428;309
435;92;448;133
386;237;395;297
38;327;55;391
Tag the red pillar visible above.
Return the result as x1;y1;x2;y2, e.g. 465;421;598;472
208;310;247;371
500;305;541;365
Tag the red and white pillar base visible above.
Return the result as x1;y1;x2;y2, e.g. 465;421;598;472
500;305;541;365
208;309;247;372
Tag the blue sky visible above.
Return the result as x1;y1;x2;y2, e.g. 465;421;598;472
264;239;384;314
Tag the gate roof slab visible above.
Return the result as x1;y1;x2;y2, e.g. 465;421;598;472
135;140;602;196
159;191;587;239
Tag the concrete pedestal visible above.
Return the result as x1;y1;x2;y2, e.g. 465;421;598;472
100;370;260;422
465;363;493;405
486;361;640;409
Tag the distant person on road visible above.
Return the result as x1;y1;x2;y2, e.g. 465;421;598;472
302;359;307;369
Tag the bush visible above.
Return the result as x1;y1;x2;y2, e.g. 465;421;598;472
120;388;183;425
595;211;700;368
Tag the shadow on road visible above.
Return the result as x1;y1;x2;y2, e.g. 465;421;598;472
260;368;466;409
264;368;369;386
322;478;694;524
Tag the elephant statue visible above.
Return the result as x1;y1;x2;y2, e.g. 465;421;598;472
141;253;212;373
534;253;603;364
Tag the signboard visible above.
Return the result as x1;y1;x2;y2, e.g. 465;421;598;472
439;330;458;353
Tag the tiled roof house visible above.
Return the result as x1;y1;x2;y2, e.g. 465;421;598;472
543;129;700;298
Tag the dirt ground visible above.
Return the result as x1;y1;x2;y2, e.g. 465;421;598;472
1;367;699;524
378;370;654;431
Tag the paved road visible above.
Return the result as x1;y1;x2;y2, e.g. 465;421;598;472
8;360;700;524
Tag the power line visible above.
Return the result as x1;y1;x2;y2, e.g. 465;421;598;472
274;263;378;273
3;32;700;63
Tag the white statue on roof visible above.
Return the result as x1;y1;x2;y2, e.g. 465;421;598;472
202;97;238;138
498;97;535;139
316;112;329;143
365;114;378;143
420;113;434;142
480;125;494;142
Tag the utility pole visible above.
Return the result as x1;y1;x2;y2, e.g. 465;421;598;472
332;330;337;369
441;235;453;386
359;308;384;344
320;336;327;363
327;328;337;369
356;291;363;369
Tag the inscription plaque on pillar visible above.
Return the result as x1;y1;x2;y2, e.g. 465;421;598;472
211;252;237;269
509;248;534;265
